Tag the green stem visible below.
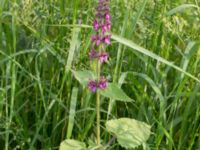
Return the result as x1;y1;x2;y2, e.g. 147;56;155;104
96;90;100;145
96;52;101;145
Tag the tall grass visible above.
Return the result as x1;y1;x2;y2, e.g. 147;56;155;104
0;0;199;149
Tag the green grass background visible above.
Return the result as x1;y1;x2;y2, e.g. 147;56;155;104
0;0;200;149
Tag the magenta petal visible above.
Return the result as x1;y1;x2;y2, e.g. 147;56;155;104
99;52;108;63
107;23;111;30
105;13;110;21
93;20;99;31
91;35;101;46
103;35;111;45
96;36;101;46
102;24;108;33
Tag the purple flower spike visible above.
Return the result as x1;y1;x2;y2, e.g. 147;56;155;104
99;52;108;63
93;19;99;31
88;80;97;92
98;77;108;90
87;0;111;92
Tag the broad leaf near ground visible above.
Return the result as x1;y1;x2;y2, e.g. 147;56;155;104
100;83;132;102
106;118;151;149
59;139;87;150
72;70;95;86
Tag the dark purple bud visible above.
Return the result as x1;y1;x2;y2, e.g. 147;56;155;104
96;13;100;17
89;49;99;59
98;77;108;90
104;6;110;11
88;80;97;92
99;52;109;63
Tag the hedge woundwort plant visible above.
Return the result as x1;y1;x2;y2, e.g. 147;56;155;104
60;1;151;149
87;0;111;145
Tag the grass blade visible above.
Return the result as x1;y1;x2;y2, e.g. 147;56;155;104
111;34;200;83
167;4;199;16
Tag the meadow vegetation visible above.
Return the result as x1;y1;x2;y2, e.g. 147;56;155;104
0;0;200;149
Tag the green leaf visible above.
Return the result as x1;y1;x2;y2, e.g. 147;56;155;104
72;70;95;86
66;27;80;72
100;83;132;102
67;87;78;139
59;139;87;150
106;118;151;149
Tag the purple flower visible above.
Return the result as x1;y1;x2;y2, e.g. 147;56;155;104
102;24;108;33
93;19;99;31
107;23;111;30
98;77;108;90
91;35;101;46
105;13;110;21
99;52;108;63
88;80;97;92
102;24;111;34
102;35;111;45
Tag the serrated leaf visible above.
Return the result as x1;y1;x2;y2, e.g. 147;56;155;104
100;83;132;102
59;139;87;150
72;70;95;86
106;118;151;149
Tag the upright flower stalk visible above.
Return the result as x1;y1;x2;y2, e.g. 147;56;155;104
87;0;111;145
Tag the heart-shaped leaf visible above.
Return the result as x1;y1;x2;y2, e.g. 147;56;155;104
72;70;95;86
106;118;151;149
59;139;87;150
100;83;132;102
